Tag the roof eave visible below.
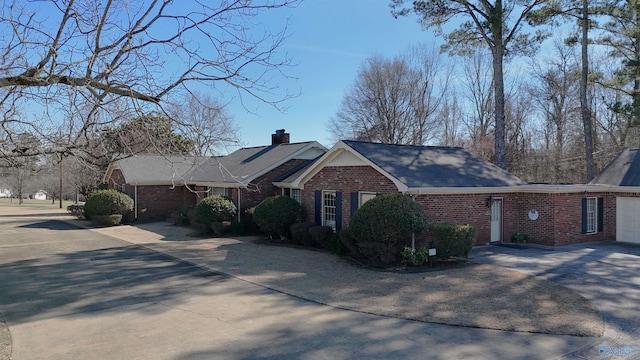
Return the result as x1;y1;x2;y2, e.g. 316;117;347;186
404;184;640;195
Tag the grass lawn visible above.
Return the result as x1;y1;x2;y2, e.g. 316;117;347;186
0;198;76;209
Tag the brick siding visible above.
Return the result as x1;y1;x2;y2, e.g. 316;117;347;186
301;166;398;230
106;169;198;222
300;164;640;246
238;159;307;212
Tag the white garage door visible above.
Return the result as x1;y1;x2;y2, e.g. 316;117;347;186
617;197;640;244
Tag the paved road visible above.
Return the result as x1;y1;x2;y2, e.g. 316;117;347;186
471;242;640;359
0;209;596;359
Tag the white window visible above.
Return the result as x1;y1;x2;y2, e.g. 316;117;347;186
359;192;376;207
322;191;336;229
586;197;597;234
281;188;301;203
291;189;301;203
205;187;231;199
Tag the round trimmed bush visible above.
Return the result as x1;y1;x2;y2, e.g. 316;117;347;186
253;195;301;239
84;189;134;224
348;193;428;267
194;195;237;224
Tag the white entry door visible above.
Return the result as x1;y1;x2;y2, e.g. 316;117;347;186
491;199;502;242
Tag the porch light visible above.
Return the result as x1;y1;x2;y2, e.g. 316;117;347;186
486;195;494;208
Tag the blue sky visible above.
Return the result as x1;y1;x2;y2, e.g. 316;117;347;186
225;1;432;149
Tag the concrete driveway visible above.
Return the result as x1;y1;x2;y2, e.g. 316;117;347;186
0;207;607;359
470;242;640;359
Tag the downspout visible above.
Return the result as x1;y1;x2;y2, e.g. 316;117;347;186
409;189;421;251
134;185;138;220
237;187;241;222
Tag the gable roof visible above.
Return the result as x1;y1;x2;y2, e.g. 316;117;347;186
185;141;327;187
290;140;526;192
590;148;640;186
105;142;327;188
104;155;206;186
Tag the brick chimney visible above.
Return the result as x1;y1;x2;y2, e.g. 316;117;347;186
271;129;290;145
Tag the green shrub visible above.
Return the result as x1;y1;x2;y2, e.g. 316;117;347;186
84;189;134;219
401;246;429;266
349;193;429;267
230;221;246;235
242;207;258;232
430;222;476;259
92;214;123;227
329;232;344;255
290;222;316;246
253;196;302;239
339;230;358;255
194;195;237;225
210;221;232;235
66;204;85;219
171;208;191;226
308;226;333;249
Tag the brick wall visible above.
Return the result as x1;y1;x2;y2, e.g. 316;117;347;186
105;168;198;222
302;166;496;246
505;192;612;246
239;159;308;212
505;192;556;246
300;163;626;247
415;193;494;246
301;166;397;230
135;185;198;222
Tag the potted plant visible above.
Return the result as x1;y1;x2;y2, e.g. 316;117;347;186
511;232;528;244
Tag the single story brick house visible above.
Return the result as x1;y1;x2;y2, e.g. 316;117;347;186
105;132;640;246
104;130;327;221
103;155;207;221
277;140;640;246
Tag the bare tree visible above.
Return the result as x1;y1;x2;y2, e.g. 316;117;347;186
529;40;581;182
392;0;549;169
460;51;495;139
167;93;240;156
0;0;299;161
438;92;465;147
328;44;450;145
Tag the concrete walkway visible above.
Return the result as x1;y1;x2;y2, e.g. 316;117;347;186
470;242;640;359
0;207;600;359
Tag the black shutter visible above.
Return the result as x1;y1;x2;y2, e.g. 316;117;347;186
314;191;321;225
284;188;290;197
598;198;604;233
335;192;342;230
226;188;233;199
581;198;588;234
350;192;359;217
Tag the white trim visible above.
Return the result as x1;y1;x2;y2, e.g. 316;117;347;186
585;197;597;234
134;185;138;220
359;191;377;206
403;184;640;195
322;190;337;229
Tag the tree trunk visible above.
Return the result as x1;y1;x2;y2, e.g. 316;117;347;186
634;1;640;126
581;0;595;181
492;1;507;170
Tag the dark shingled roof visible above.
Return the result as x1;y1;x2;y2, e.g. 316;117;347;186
344;140;527;188
590;148;640;186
